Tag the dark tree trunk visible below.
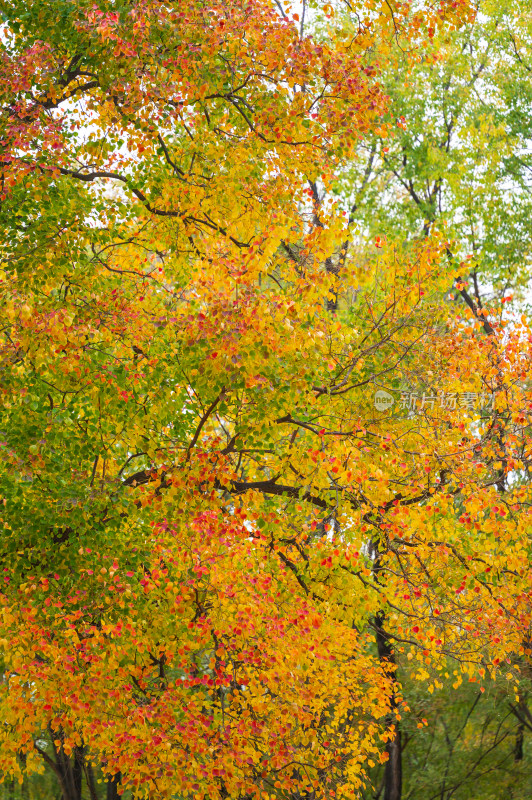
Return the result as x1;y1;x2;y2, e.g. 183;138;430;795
375;611;402;800
85;763;99;800
106;772;122;800
514;719;524;761
55;745;83;800
38;731;85;800
18;753;29;800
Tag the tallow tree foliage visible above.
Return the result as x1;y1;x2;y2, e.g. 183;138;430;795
333;2;532;795
1;2;532;800
335;0;532;297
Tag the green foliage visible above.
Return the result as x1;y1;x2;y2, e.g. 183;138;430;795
335;0;532;297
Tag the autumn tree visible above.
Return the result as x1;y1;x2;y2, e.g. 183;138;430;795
330;2;532;793
3;2;532;800
334;0;532;300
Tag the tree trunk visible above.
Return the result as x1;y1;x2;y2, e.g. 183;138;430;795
39;732;85;800
106;772;122;800
55;746;83;800
375;611;402;800
514;719;524;761
85;763;99;800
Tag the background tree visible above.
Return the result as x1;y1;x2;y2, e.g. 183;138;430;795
333;0;532;302
329;1;532;795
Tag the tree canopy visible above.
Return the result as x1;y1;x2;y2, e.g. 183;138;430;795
1;1;532;799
